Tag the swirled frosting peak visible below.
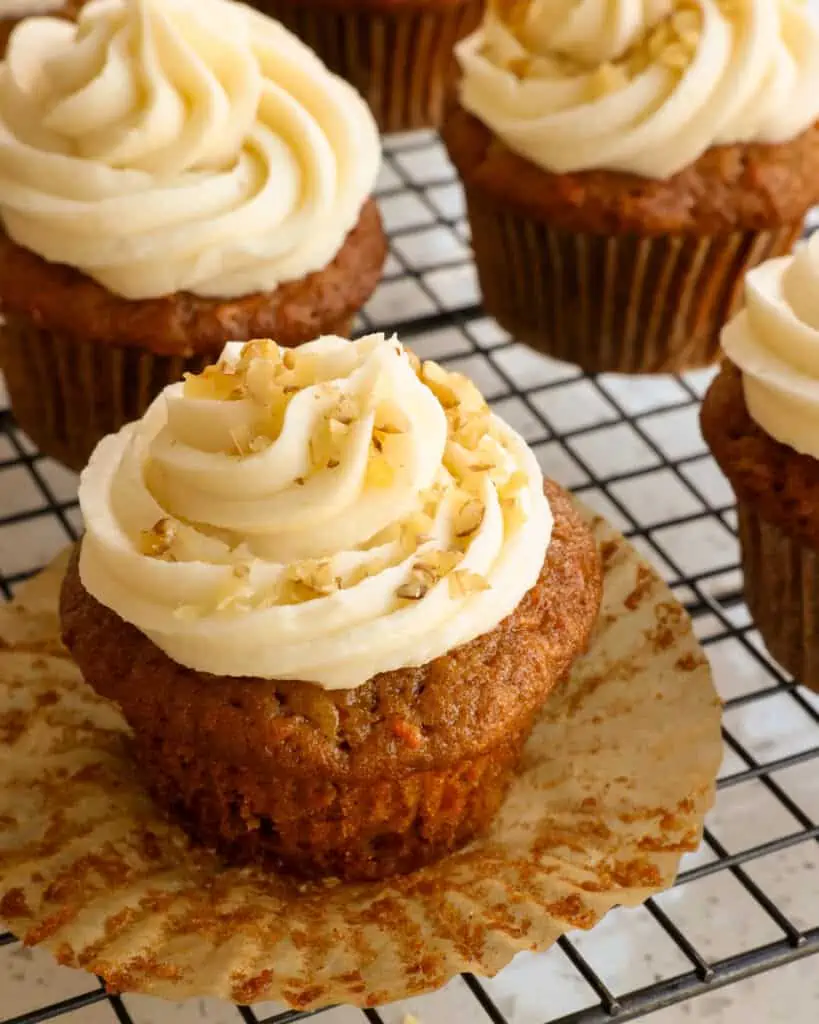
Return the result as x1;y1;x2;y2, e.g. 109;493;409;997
722;237;819;460
456;0;819;179
0;0;380;299
78;334;553;688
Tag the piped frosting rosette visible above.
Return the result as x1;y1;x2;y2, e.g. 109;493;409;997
0;0;380;298
455;0;819;178
722;236;819;460
78;335;553;688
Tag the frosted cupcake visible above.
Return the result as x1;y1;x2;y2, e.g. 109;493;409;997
701;236;819;692
61;333;602;880
0;0;385;470
249;0;484;133
443;0;819;373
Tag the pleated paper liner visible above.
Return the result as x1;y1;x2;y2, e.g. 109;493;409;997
738;503;819;692
464;193;801;375
0;509;722;1009
255;0;483;132
0;313;353;473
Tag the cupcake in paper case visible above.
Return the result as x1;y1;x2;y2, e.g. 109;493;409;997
701;235;819;692
249;0;484;133
442;0;819;375
60;332;602;881
0;0;386;472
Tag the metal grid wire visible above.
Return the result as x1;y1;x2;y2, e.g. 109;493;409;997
1;129;818;1024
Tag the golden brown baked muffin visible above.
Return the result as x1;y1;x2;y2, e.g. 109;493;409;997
0;0;385;470
701;239;819;692
60;333;602;880
443;0;819;374
252;0;483;132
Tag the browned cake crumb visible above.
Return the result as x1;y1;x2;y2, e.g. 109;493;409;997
60;480;603;881
0;199;387;354
700;361;819;549
442;103;819;235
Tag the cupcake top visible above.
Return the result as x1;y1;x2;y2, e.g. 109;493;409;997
722;236;819;460
78;334;553;688
0;0;380;299
455;0;819;179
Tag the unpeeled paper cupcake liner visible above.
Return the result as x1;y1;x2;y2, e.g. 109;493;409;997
738;502;819;692
254;0;483;132
463;192;801;374
0;313;353;473
0;510;722;1009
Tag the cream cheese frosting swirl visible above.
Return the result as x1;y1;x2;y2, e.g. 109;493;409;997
0;0;380;299
78;334;553;688
456;0;819;179
722;238;819;460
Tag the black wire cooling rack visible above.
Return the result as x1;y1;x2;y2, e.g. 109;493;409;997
2;130;819;1024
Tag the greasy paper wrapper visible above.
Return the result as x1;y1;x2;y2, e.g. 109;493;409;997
253;0;483;133
0;312;353;474
464;193;800;374
0;513;722;1009
738;502;819;692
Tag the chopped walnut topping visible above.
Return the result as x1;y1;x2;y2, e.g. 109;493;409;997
139;518;177;559
332;395;359;425
414;549;462;581
421;360;460;409
286;559;340;599
454;497;485;538
448;569;490;599
499;470;529;500
396;578;429;601
183;365;243;402
399;511;434;554
366;452;394;488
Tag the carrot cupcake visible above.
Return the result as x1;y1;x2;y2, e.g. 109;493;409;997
252;0;484;132
701;237;819;692
443;0;819;374
0;0;385;471
60;332;602;881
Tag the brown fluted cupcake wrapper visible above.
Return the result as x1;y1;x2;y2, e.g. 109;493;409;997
0;511;721;1007
255;0;482;132
0;313;354;472
738;503;819;692
464;193;801;374
133;724;527;882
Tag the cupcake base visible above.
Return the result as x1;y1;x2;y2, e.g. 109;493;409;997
132;723;527;881
443;104;819;374
701;362;819;693
738;503;819;690
60;481;603;882
253;0;482;132
1;312;354;472
465;196;800;374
